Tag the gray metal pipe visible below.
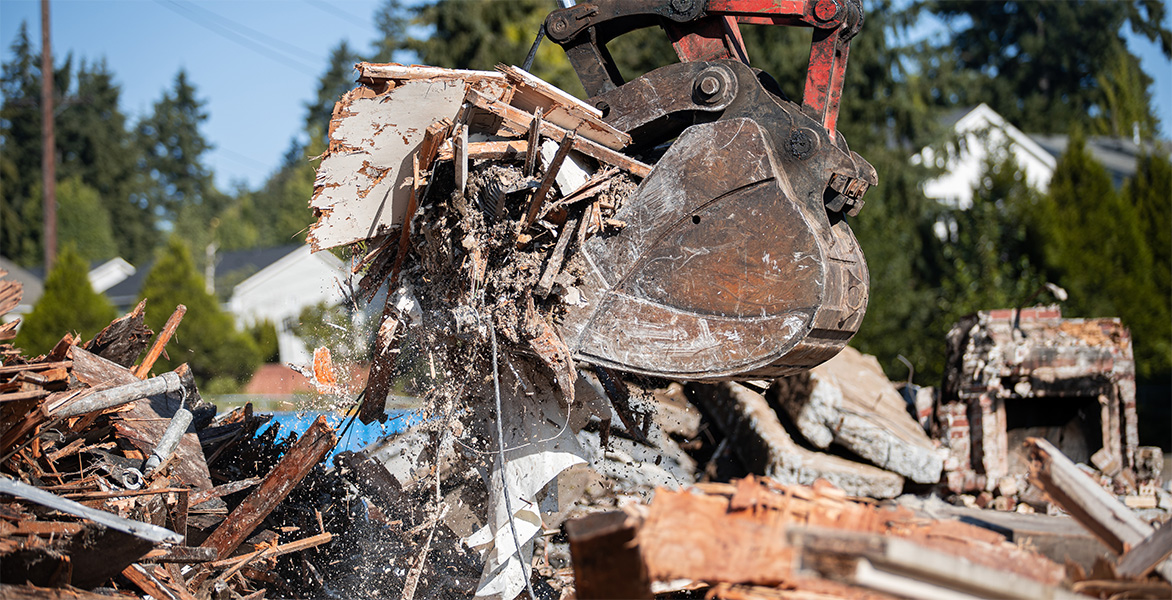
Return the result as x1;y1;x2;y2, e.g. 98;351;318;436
53;369;192;418
143;406;193;474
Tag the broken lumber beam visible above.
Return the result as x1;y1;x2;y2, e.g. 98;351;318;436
0;360;72;376
205;533;333;569
465;90;651;178
496;64;632;150
200;415;337;559
435;140;528;163
1117;521;1172;579
0;583;120;599
788;526;1086;600
1025;437;1172;582
83;299;151;368
141;546;218;564
133;304;186;378
768;346;943;483
688;382;903;498
524;129;577;228
565;511;651;600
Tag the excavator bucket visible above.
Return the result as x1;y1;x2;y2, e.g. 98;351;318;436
545;0;877;379
309;0;877;388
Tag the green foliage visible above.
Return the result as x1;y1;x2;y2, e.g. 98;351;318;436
924;0;1170;135
238;132;323;248
1095;44;1160;139
407;0;583;95
1;23;155;266
939;142;1046;315
1121;151;1172;379
248;319;281;363
138;237;260;388
135;70;220;230
1036;130;1167;379
52;176;118;262
15;245;117;355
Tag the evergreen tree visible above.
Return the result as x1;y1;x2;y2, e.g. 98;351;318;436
939;143;1046;317
1037;130;1164;378
58;60;156;262
1121;151;1172;379
371;0;408;63
135;70;221;234
27;176;119;262
923;0;1170;135
408;0;583;95
1;23;152;265
138;237;260;390
1;22;49;265
15;245;117;355
239;132;323;248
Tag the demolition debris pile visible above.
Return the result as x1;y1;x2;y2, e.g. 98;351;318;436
304;62;1172;599
0;281;417;599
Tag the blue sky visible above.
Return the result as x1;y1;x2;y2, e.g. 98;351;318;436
1;0;1170;191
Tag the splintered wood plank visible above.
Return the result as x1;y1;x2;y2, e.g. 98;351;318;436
1025;437;1172;582
0;276;22;316
0;361;72;376
525;130;578;228
134;304;186;378
566;512;651;599
435;140;529;163
200;416;337;560
83;299;151;368
1117;521;1172;578
357;62;508;85
465;90;651;178
497;64;631;150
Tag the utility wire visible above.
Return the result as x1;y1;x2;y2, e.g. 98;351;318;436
155;0;318;76
302;0;377;33
171;0;322;63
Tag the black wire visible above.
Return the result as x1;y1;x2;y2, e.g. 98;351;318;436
155;0;318;76
521;24;546;73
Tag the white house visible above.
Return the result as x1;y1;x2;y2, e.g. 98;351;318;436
88;257;136;294
225;245;349;365
915;103;1057;209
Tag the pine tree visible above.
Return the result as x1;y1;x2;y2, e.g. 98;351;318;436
940;142;1046;316
1;24;152;265
59;60;156;262
924;0;1170;134
1121;151;1172;379
1038;130;1164;377
138;237;260;390
135;70;220;230
1;22;48;265
15;245;117;355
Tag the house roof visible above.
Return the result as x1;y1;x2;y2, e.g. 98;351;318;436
0;256;44;308
105;244;308;307
1027;134;1169;187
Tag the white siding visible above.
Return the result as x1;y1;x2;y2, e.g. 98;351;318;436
226;246;347;364
917;104;1056;209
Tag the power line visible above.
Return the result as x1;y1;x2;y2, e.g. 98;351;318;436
302;0;378;33
155;0;318;77
172;0;322;64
